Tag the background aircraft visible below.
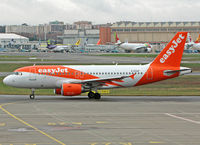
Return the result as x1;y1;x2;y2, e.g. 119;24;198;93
115;33;152;53
84;38;101;46
185;33;200;50
47;39;81;52
3;32;191;100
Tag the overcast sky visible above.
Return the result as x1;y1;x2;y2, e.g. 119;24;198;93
0;0;200;25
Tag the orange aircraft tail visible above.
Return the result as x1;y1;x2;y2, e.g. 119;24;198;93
97;39;101;45
151;32;187;68
136;32;189;86
195;34;200;43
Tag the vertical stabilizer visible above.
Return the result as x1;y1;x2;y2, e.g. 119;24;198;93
151;32;187;68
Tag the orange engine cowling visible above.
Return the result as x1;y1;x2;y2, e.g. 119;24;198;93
54;88;62;95
61;84;82;96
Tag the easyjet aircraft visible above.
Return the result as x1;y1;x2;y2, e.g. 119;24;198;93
3;32;192;100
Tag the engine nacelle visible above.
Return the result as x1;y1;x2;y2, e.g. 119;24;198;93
147;47;152;53
61;84;82;96
54;88;62;95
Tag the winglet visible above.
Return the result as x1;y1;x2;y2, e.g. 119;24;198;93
151;32;187;68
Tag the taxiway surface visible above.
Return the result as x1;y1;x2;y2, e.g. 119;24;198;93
0;95;200;145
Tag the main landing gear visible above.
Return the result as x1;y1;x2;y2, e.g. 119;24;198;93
88;91;101;100
30;89;35;99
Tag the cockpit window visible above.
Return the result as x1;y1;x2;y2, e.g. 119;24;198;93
14;72;19;75
14;72;22;75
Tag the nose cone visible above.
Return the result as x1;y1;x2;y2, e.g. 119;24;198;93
3;76;12;86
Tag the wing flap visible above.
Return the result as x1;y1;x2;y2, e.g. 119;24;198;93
70;75;129;84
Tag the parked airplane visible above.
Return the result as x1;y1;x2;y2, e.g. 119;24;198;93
3;32;191;100
115;33;152;53
84;38;101;46
185;33;200;50
47;39;81;52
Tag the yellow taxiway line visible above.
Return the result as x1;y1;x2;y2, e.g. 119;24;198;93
0;103;66;145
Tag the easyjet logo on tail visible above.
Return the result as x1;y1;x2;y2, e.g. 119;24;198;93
160;34;185;64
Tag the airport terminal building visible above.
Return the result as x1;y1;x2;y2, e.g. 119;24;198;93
100;21;200;44
60;29;99;45
0;33;29;48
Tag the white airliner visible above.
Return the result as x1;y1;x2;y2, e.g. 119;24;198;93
47;39;81;53
115;33;152;53
3;32;191;100
185;33;200;50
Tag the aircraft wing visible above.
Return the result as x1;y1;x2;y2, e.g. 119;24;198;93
63;75;134;88
73;76;128;83
134;46;146;50
133;46;151;52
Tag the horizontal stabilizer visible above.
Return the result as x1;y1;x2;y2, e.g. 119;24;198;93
164;67;192;76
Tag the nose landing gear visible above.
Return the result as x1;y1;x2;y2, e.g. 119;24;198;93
30;89;35;99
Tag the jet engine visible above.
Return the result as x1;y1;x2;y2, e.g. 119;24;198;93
146;47;152;53
61;84;82;96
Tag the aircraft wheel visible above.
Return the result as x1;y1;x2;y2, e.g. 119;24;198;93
30;94;35;99
88;91;95;99
94;93;101;100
